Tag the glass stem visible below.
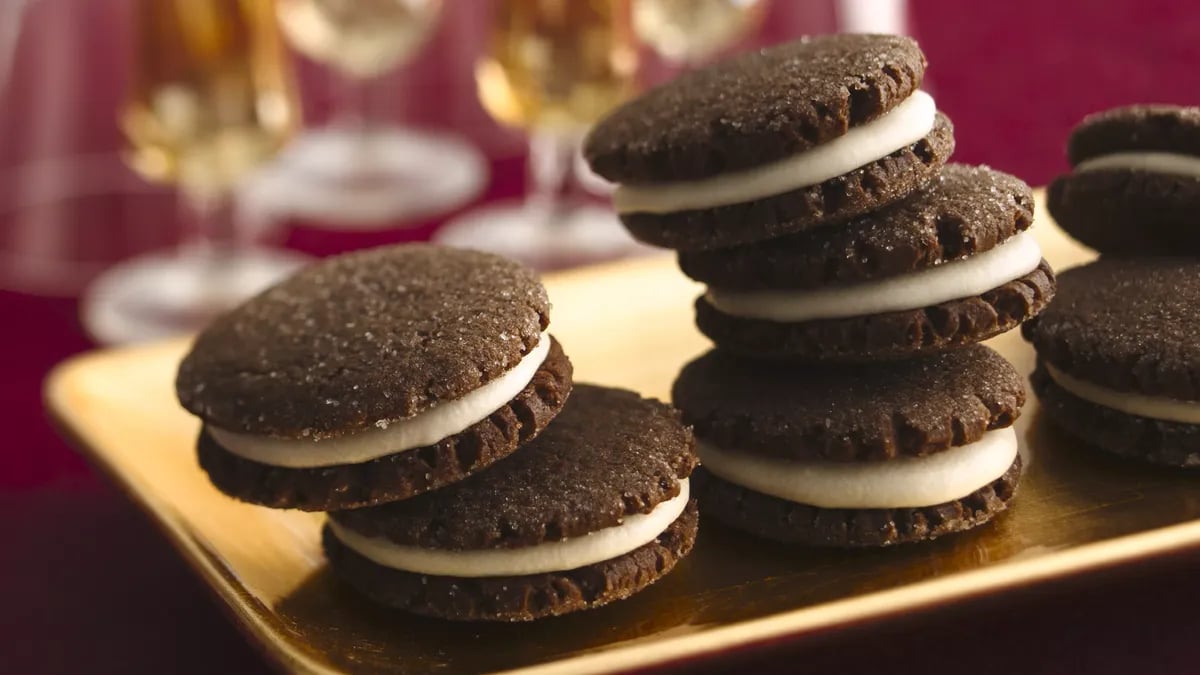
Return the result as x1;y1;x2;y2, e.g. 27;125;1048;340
332;68;371;127
177;188;243;296
332;73;374;165
180;188;236;249
526;129;576;223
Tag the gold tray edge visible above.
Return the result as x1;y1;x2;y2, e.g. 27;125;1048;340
506;521;1200;675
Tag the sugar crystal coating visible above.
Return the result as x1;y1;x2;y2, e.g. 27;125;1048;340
584;34;927;183
1023;257;1200;399
330;385;697;549
177;244;550;438
672;345;1025;461
678;164;1034;289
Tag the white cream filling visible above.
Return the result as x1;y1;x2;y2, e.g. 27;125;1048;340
612;90;937;215
208;333;552;468
705;230;1043;322
698;428;1017;509
1045;363;1200;424
327;480;690;577
1074;151;1200;178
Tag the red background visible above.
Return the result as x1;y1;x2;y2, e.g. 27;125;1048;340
3;1;1200;673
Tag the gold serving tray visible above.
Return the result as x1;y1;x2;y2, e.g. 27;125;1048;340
46;196;1200;674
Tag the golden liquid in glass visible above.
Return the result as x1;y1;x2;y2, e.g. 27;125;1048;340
276;0;441;79
476;0;638;131
121;0;299;194
632;0;764;62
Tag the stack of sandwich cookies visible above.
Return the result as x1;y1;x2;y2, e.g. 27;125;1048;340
673;346;1024;546
680;164;1055;361
584;34;954;251
1033;105;1200;466
1048;105;1200;255
323;385;699;621
177;244;703;620
177;245;573;511
582;33;1047;546
1023;258;1200;467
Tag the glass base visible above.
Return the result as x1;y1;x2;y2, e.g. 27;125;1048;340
241;126;487;230
80;247;309;345
433;202;657;270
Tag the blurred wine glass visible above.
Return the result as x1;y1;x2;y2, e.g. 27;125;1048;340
435;0;646;270
0;0;30;93
633;0;766;65
251;0;486;229
81;0;307;345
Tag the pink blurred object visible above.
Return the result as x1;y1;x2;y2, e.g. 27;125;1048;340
909;0;1200;186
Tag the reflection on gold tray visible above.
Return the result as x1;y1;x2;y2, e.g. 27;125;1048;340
46;194;1200;674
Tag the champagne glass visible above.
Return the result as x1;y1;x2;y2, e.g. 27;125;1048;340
632;0;766;65
81;0;307;345
434;0;647;270
252;0;486;229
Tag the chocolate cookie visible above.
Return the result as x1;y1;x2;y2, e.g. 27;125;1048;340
694;262;1054;362
616;118;954;251
323;384;700;621
1031;366;1200;467
680;165;1054;362
679;165;1034;290
673;346;1024;462
197;338;572;511
586;34;927;183
1022;258;1200;466
177;244;573;511
1021;258;1200;398
1067;105;1200;166
673;346;1024;546
583;34;955;250
322;504;698;623
692;458;1020;547
1047;105;1200;255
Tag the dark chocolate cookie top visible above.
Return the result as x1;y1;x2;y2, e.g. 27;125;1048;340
679;164;1033;289
584;34;926;183
1022;257;1200;399
1046;168;1200;257
672;345;1024;462
177;244;550;438
329;384;698;550
1067;105;1200;165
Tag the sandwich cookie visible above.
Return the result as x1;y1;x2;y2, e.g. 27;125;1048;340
583;34;954;250
682;165;1056;361
323;385;699;621
1048;105;1200;255
673;346;1024;547
177;245;573;511
1023;258;1200;467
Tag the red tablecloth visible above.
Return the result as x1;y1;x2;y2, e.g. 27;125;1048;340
5;1;1200;673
